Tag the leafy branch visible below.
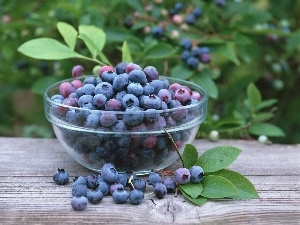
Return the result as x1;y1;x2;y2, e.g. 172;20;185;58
178;144;259;206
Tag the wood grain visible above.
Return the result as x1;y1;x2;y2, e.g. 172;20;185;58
0;137;299;224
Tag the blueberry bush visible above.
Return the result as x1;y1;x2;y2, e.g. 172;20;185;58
1;0;300;143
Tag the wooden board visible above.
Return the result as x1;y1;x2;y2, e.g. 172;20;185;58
0;137;299;224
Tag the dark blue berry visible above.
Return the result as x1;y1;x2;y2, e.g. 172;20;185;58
112;187;129;204
71;196;88;210
123;106;144;126
100;163;118;183
72;184;88;197
128;69;148;84
180;38;192;50
185;14;196;25
186;56;199;69
148;172;162;186
189;165;204;183
86;174;99;189
53;168;69;185
115;62;128;74
151;26;164;38
154;182;167;199
87;189;103;204
112;73;129;92
129;189;144;205
121;94;140;109
163;177;176;193
94;82;114;99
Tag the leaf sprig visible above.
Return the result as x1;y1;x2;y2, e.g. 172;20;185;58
179;144;259;206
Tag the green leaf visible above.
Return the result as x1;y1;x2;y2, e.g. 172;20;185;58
18;38;79;60
252;112;274;123
57;22;78;50
247;83;262;112
213;43;240;65
201;175;237;198
249;123;285;137
196;146;242;172
78;33;110;65
191;70;218;99
31;76;61;95
181;191;207;206
179;183;203;199
286;29;300;51
122;41;133;63
211;169;259;199
216;119;243;132
257;99;278;110
144;43;176;59
182;144;198;170
78;24;106;58
171;63;195;80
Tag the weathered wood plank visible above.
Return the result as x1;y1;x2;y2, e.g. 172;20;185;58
0;137;299;224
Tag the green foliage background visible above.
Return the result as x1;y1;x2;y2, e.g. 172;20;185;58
1;0;299;143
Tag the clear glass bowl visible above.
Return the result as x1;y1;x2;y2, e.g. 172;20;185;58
44;76;208;175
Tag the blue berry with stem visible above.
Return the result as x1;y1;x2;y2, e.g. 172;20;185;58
189;165;204;183
129;189;144;205
71;196;88;211
94;82;114;99
142;94;162;109
131;178;147;192
87;189;103;204
53;168;69;185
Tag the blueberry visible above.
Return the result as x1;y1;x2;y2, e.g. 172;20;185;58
100;71;117;84
141;135;157;149
158;89;172;104
71;79;83;89
94;82;114;99
115;62;128;74
105;98;122;111
143;66;159;82
117;173;129;187
142;83;155;95
154;182;167;199
66;110;82;126
125;63;142;74
112;73;129;92
86;174;99;189
111;120;127;132
144;108;159;122
181;50;191;62
163;177;176;193
83;76;97;86
78;94;93;107
127;82;144;97
112;187;129;204
51;94;64;101
123;106;144;126
131;178;147;192
62;97;78;107
128;69;148;84
189;165;204;183
93;93;107;109
100;163;118;183
180;38;192;50
147;116;166;130
174;2;184;12
84;112;100;128
215;0;226;7
98;65;115;76
193;7;203;18
59;82;76;98
142;94;162;109
115;90;127;102
71;196;88;211
82;83;95;95
200;53;211;63
73;176;87;187
174;168;191;184
121;94;140;109
87;189;103;204
53;168;69;185
185;14;196;25
99;112;117;127
186;56;199;69
151;26;164;38
110;183;124;195
97;181;110;196
149;79;166;94
72;184;88;197
129;189;144;205
148;172;162;186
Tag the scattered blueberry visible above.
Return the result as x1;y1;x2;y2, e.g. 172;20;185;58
71;196;88;210
53;168;69;185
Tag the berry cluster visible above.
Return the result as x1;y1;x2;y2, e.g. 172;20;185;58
180;38;211;70
53;163;204;210
49;62;204;172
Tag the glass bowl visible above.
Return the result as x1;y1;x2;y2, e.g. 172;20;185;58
44;75;208;175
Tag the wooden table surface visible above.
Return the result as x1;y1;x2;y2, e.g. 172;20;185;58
0;137;299;225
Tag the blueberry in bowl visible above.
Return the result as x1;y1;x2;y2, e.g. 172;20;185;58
44;63;208;175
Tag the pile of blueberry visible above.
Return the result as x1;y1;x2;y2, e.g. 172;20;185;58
49;62;205;172
53;162;204;210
